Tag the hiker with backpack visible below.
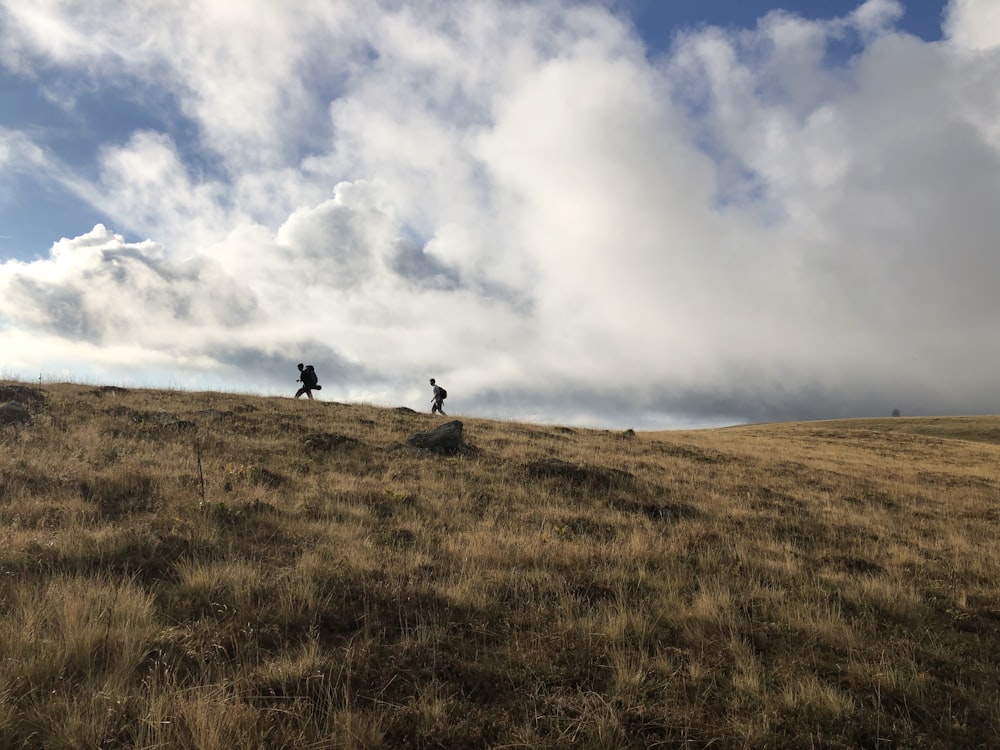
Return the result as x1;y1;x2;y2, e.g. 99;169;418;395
295;363;322;399
429;378;447;415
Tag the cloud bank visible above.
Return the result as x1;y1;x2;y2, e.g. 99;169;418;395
1;0;998;428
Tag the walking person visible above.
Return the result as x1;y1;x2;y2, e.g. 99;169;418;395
429;378;447;415
295;363;322;399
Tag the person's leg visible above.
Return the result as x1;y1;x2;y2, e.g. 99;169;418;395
295;387;305;398
306;389;314;400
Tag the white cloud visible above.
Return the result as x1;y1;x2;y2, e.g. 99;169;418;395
2;1;999;425
0;224;257;343
93;132;239;252
850;0;905;37
0;126;55;173
944;0;1000;51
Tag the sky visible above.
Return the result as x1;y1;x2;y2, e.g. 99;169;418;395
1;0;998;430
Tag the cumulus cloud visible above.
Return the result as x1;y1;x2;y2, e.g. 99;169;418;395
1;0;999;426
944;0;1000;51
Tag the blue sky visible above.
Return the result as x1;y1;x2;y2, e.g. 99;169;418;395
2;0;998;429
629;0;944;48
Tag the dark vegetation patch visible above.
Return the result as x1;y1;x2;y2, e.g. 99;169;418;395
220;415;265;434
916;470;995;488
0;500;77;529
0;464;62;499
771;460;851;490
656;443;734;464
547;514;620;541
222;465;287;491
375;526;418;548
194;408;229;421
608;496;699;523
79;473;158;519
0;384;46;406
101;408;200;438
0;402;32;427
735;484;807;513
569;580;617;606
824;555;885;575
4;528;196;584
768;519;813;549
302;431;361;452
91;385;128;396
197;500;296;554
525;458;635;491
338;487;418;519
843;486;900;511
103;404;141;419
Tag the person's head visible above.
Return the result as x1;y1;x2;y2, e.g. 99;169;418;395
429;378;436;385
297;363;304;371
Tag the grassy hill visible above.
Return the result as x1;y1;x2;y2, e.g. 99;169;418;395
1;382;998;749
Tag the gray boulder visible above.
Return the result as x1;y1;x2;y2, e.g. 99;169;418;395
0;402;32;427
407;420;465;455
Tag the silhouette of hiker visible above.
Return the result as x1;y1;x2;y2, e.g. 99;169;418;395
429;378;447;415
295;363;321;399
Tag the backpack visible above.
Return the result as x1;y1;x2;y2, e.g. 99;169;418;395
302;365;318;388
438;387;447;400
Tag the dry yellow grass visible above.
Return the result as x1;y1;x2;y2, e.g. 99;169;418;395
0;381;998;748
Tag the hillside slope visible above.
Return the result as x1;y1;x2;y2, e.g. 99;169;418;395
1;382;998;748
782;414;1000;446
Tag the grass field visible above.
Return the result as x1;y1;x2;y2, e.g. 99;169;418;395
1;381;998;748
